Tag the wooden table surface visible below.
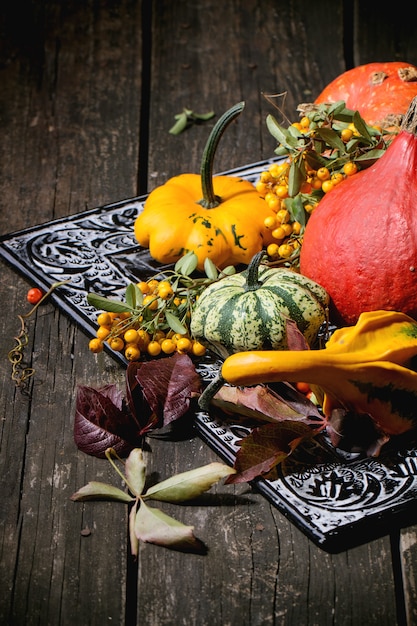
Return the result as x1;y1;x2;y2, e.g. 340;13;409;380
1;2;417;625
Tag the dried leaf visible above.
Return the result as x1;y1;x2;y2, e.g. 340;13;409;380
129;501;140;557
125;448;147;497
144;462;236;502
70;481;134;503
285;318;310;351
211;383;322;424
74;385;141;458
227;421;315;483
135;353;201;427
125;363;156;434
134;501;206;553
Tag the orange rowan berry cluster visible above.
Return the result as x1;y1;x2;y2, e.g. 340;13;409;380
257;108;385;264
88;277;207;361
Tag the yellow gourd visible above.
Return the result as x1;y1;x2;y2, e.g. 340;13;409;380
203;310;417;437
134;102;276;271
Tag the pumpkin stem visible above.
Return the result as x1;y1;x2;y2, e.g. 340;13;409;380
198;374;227;412
401;96;417;135
198;101;245;209
244;250;266;291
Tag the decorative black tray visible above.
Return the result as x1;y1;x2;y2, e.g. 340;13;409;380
1;157;417;553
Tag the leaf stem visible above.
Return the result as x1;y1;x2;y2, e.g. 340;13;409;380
105;448;138;495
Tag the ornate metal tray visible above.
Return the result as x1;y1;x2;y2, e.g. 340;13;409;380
1;158;417;553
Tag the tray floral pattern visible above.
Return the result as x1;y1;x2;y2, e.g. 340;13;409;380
1;157;417;552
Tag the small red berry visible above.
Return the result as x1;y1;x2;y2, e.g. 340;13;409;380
27;288;44;304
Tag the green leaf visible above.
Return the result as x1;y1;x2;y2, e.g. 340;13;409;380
266;115;299;150
165;310;188;334
125;448;147;497
304;149;328;171
288;160;303;197
134;501;206;552
219;265;236;277
87;293;134;314
143;462;236;502
287;124;303;139
266;114;288;144
286;195;307;226
192;110;215;121
125;283;143;309
70;481;134;503
328;100;348;116
169;112;188;135
175;251;198;276
274;145;289;157
331;102;356;123
355;148;386;161
204;257;218;280
352;111;372;141
314;127;345;152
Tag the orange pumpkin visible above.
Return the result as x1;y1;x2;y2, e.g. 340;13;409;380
315;62;417;127
299;96;417;326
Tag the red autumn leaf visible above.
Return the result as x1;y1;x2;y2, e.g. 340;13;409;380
212;382;322;424
285;318;310;351
226;421;316;484
134;353;201;429
74;384;142;458
126;362;159;434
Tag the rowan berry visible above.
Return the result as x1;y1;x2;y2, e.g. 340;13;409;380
27;288;44;304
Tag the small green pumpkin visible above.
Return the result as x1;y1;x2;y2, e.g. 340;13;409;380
190;251;329;356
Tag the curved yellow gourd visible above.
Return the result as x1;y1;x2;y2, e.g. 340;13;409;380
219;310;417;436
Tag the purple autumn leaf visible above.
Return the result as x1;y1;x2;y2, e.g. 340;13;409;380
74;384;142;458
134;353;201;429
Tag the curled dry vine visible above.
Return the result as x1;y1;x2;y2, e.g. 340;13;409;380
8;280;70;391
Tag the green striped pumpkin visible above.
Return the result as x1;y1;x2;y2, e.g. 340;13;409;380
190;252;329;356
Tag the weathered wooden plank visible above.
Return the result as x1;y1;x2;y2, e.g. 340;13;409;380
352;4;417;623
400;527;417;626
353;0;417;66
0;1;143;624
146;0;346;190
1;1;417;625
139;1;399;624
138;437;398;625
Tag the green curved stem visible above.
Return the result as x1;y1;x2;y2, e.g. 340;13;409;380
244;250;265;291
198;101;245;209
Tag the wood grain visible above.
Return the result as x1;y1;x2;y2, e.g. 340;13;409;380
1;1;416;624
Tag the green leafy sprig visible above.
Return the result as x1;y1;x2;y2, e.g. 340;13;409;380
261;100;394;268
169;108;215;135
267;100;390;199
87;251;236;340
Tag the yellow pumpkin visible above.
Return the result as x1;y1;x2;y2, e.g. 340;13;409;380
134;103;276;271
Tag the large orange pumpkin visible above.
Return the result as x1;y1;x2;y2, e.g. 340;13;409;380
299;96;417;326
315;62;417;127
